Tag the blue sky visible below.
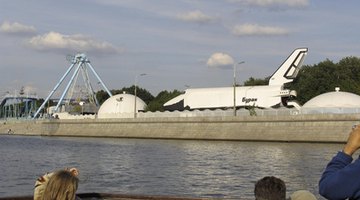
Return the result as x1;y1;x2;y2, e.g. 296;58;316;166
1;0;359;97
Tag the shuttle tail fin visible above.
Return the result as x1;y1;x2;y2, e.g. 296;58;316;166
268;48;308;86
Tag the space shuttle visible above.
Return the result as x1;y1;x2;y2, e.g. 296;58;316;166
164;48;308;110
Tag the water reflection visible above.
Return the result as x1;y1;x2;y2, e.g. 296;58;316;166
0;135;343;199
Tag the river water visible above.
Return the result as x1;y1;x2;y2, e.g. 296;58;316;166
0;135;345;199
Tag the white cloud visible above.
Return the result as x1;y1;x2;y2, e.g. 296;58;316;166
0;21;36;35
177;10;215;24
232;24;289;36
207;52;234;68
229;0;309;8
27;32;121;54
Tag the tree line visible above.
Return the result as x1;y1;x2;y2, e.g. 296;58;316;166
244;56;360;105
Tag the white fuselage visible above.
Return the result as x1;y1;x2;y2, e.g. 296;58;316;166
182;86;289;109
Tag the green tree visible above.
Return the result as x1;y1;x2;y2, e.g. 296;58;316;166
146;90;183;112
289;57;360;104
95;90;110;105
120;85;155;105
243;77;269;86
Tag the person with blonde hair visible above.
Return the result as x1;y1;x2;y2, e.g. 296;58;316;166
34;168;79;200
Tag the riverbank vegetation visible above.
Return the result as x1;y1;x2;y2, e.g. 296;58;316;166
244;56;360;105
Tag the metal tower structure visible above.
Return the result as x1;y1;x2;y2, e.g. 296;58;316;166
33;53;112;119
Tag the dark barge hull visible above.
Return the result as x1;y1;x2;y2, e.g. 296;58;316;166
0;193;207;200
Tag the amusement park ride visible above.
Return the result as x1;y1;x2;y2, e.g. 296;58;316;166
32;53;112;119
0;54;112;119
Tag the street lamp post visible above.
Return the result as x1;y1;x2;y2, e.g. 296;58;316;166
233;61;245;116
79;101;84;115
134;73;147;118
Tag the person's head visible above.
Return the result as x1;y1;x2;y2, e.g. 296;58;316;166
290;190;317;200
42;169;79;200
254;176;286;200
